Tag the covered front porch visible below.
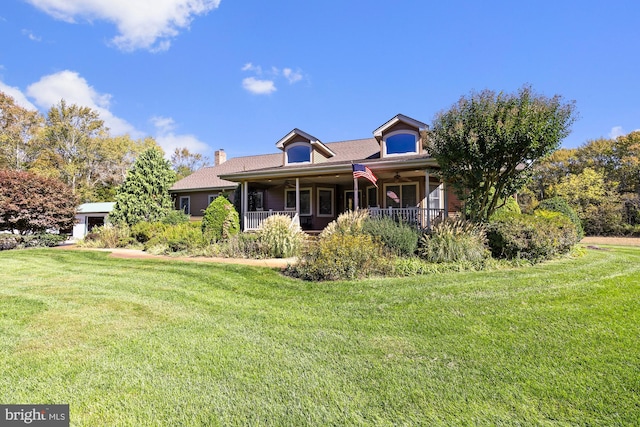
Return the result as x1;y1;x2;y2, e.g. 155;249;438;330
230;165;454;232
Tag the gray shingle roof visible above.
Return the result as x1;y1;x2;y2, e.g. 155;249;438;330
170;138;383;192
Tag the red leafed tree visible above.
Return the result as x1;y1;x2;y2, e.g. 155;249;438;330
0;170;78;234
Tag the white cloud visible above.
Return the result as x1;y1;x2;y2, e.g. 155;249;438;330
25;0;221;52
151;115;210;156
0;81;38;110
283;68;302;84
26;70;137;135
609;126;625;139
242;77;276;95
21;29;42;41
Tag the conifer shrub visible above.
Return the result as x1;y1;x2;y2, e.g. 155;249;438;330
145;222;205;254
419;219;488;263
257;214;305;258
201;196;240;242
537;197;584;240
362;216;419;256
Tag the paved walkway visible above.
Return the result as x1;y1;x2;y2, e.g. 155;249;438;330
55;244;297;268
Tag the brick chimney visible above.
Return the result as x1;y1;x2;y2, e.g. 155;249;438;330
214;149;226;166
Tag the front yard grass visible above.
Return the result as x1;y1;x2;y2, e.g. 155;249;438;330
0;247;638;425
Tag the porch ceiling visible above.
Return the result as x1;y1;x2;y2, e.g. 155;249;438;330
252;168;436;188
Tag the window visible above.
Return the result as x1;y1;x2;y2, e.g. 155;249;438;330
384;183;418;208
285;143;311;164
317;188;334;217
249;191;264;211
428;183;443;209
366;186;378;208
384;131;418;156
179;196;190;214
344;190;364;211
208;194;219;205
285;188;311;215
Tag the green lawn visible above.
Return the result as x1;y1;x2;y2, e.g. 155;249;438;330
0;247;638;426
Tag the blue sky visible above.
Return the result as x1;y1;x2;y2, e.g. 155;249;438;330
1;0;638;161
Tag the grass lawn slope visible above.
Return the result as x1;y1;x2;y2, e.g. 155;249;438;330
1;247;639;425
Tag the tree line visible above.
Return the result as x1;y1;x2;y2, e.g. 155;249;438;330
0;91;208;203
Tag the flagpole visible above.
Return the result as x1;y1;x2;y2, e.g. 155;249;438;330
354;176;359;211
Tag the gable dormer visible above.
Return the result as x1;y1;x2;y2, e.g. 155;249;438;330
373;114;428;158
276;128;336;166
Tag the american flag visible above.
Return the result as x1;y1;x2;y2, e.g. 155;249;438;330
352;164;377;187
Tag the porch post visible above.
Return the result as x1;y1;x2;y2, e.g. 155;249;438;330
242;181;248;229
353;177;359;211
295;178;300;217
425;170;431;230
442;180;448;219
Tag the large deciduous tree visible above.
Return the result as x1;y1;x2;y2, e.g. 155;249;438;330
0;92;43;170
171;147;209;180
426;85;577;222
0;169;77;234
109;147;177;226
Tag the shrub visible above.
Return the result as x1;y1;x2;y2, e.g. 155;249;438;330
419;219;488;263
319;209;369;238
289;233;388;281
162;209;190;225
21;233;67;247
202;197;240;242
489;196;522;220
130;222;168;244
362;216;419;256
537;197;584;240
0;234;20;251
212;233;266;259
145;222;206;254
487;211;578;262
257;215;305;258
80;224;132;248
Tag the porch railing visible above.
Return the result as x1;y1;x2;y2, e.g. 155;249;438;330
245;210;298;231
244;208;446;232
369;207;446;229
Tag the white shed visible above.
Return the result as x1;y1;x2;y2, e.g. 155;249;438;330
72;202;115;240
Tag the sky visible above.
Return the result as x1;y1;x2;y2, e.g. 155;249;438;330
1;0;639;162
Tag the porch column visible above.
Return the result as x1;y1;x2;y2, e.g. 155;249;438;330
295;178;300;217
425;170;431;230
442;180;448;219
243;181;248;229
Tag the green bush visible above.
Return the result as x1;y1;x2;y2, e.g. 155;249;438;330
81;225;132;248
362;216;419;256
537;196;584;240
319;209;369;238
0;234;20;251
419;219;488;263
21;233;67;248
145;222;206;254
489;196;522;220
162;209;190;225
130;222;168;244
202;197;240;242
288;233;388;281
257;215;305;258
487;211;578;262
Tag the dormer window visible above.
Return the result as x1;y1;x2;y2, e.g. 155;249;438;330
285;142;311;164
383;130;419;156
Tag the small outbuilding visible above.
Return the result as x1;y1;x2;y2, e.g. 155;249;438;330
72;202;115;240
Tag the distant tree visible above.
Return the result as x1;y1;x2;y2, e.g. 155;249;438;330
109;147;177;226
171;147;209;180
426;85;577;222
528;148;579;200
0;169;77;234
0;91;43;170
38;100;107;197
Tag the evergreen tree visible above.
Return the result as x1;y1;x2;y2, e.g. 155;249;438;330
110;147;177;225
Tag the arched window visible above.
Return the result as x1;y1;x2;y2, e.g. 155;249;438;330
285;143;311;164
384;131;418;156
